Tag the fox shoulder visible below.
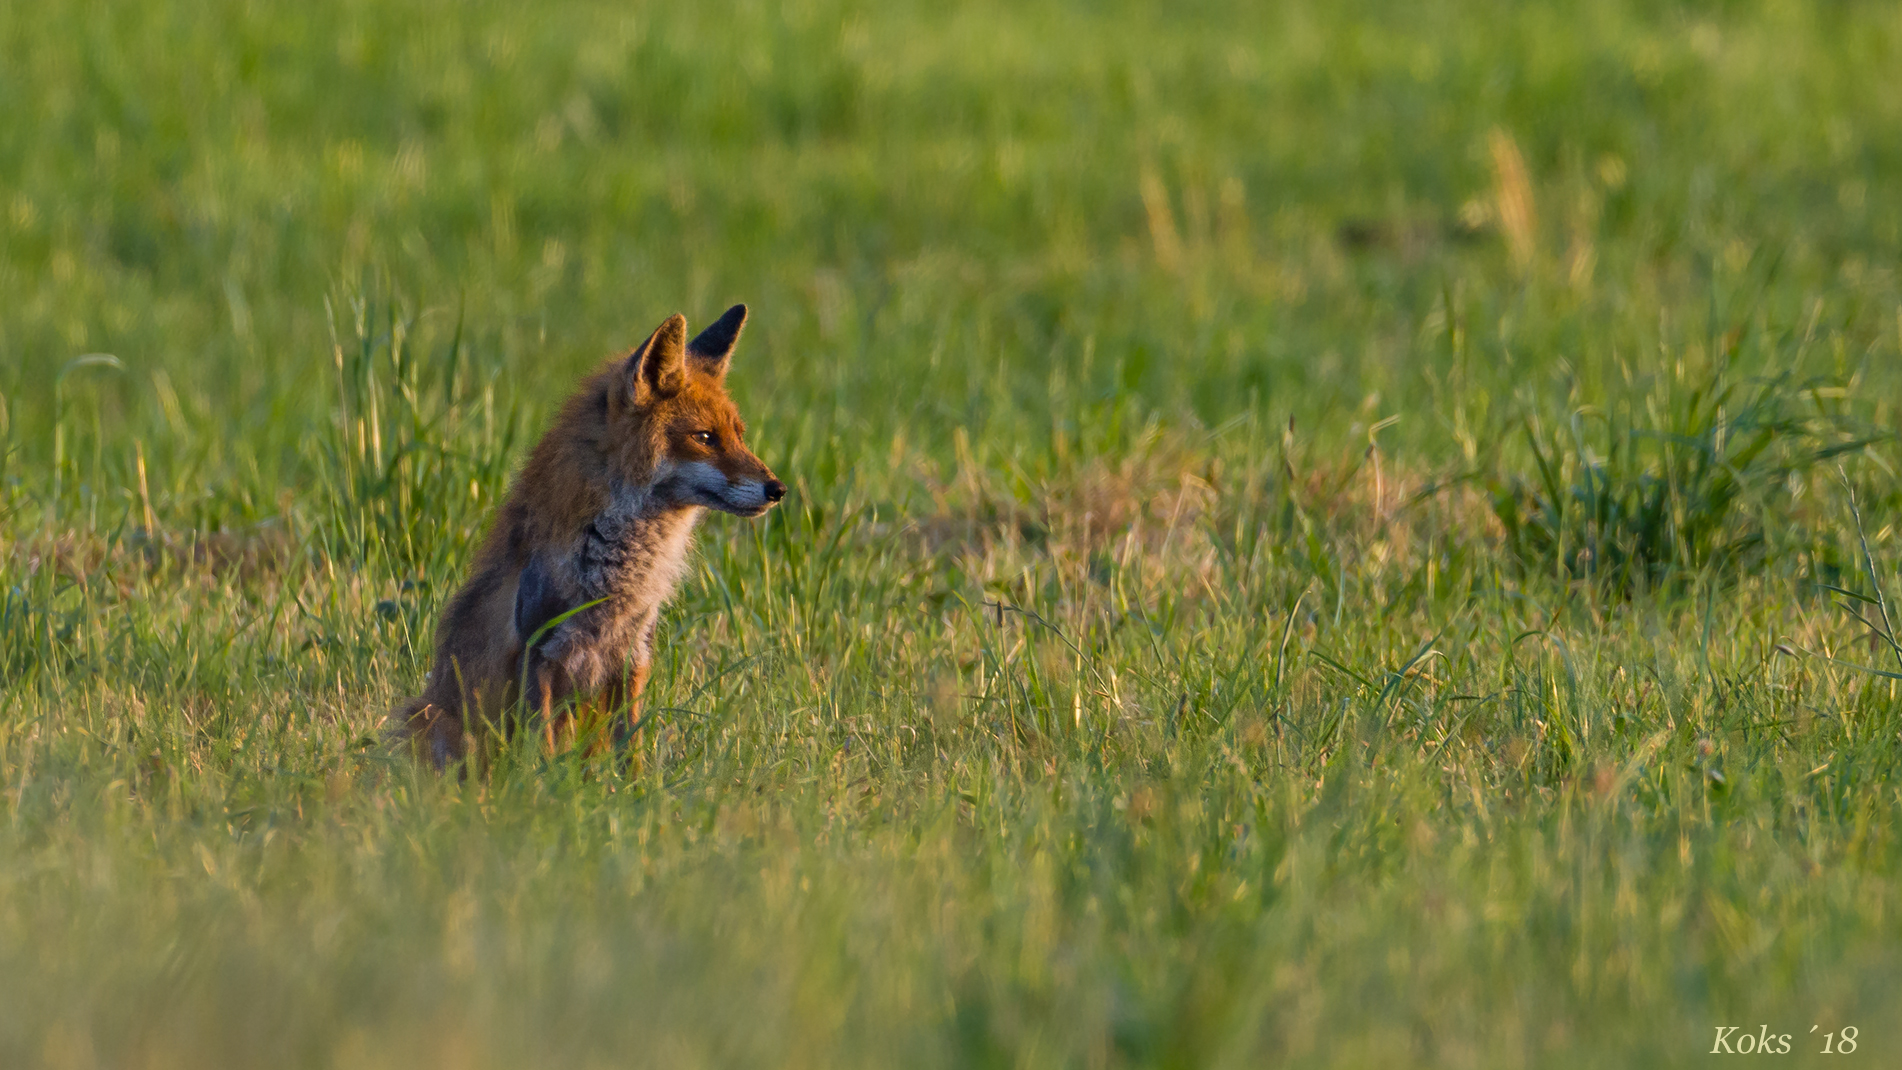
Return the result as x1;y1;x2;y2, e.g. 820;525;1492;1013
501;392;616;543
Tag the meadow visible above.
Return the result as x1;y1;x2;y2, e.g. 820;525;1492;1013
3;0;1902;1065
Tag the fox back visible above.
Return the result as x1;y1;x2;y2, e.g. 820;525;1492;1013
391;304;785;767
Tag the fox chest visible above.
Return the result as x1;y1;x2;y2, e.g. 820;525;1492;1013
515;507;701;686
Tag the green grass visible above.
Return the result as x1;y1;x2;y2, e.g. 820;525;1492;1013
5;0;1902;1066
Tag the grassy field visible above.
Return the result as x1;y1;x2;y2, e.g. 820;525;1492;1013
4;0;1902;1065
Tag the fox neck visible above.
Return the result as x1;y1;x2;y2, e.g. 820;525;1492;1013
578;484;702;605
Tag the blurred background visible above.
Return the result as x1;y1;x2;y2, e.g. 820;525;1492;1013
4;3;1902;1067
4;0;1895;528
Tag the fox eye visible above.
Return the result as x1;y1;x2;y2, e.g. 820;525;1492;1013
690;431;716;448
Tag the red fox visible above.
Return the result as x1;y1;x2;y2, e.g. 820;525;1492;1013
390;305;785;767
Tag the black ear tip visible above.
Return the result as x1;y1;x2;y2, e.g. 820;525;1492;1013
688;304;750;362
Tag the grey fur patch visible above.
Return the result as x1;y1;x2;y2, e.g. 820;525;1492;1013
533;480;702;693
430;733;457;770
514;555;569;648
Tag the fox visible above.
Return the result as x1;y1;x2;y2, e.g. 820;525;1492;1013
390;304;785;768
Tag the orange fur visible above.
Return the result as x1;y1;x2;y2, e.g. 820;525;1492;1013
389;305;784;768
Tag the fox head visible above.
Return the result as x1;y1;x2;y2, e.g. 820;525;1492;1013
606;304;786;518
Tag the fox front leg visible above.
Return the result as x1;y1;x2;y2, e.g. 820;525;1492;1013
604;613;663;756
533;659;568;752
594;657;652;757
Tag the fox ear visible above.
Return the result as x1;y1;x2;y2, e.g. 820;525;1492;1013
626;313;688;403
686;304;747;377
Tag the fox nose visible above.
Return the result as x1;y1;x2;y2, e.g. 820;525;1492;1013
763;479;787;503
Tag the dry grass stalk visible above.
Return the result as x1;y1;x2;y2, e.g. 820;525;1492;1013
1139;164;1185;274
1489;127;1538;270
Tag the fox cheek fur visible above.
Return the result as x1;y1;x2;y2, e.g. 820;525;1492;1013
389;304;786;768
